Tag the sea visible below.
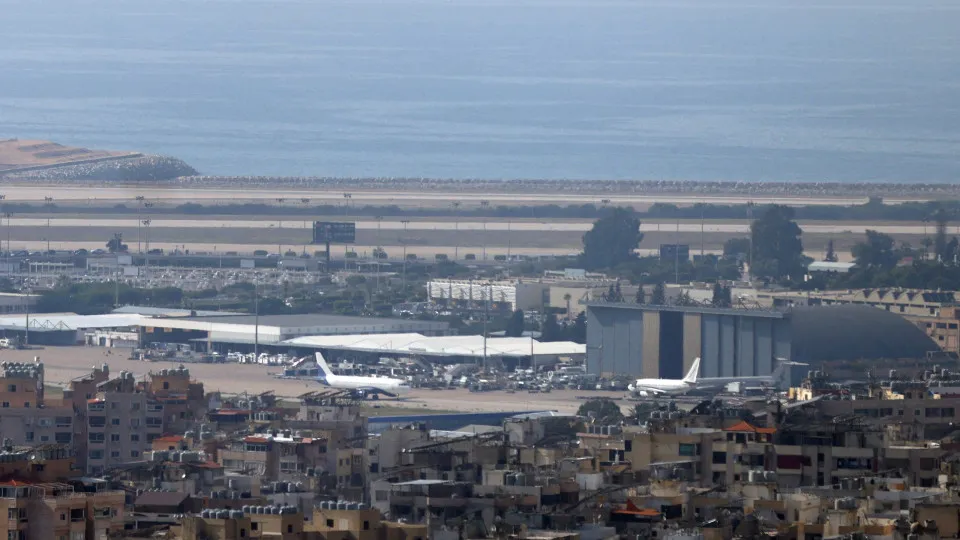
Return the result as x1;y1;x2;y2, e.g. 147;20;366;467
0;0;958;183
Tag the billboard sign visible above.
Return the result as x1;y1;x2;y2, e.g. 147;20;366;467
313;221;356;244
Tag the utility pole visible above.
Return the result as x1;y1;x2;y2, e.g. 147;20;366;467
254;274;260;360
674;219;680;284
276;198;286;255
136;195;145;253
400;220;410;292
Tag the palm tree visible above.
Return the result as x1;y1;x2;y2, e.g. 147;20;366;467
563;293;572;319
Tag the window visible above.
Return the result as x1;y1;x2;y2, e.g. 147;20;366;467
111;451;120;458
678;443;698;457
89;433;105;443
37;417;52;427
89;416;106;427
363;521;370;531
1;402;8;408
39;435;48;442
130;434;140;442
145;417;161;427
7;384;16;392
23;402;29;408
56;416;72;427
131;402;140;411
712;451;726;464
55;432;71;444
240;530;246;538
130;450;140;458
89;450;104;460
25;432;34;442
326;519;334;528
111;402;117;409
110;434;120;442
111;418;120;426
370;463;379;473
60;513;66;521
287;525;293;533
251;523;258;531
163;382;169;390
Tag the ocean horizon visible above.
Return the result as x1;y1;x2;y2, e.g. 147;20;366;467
0;0;958;182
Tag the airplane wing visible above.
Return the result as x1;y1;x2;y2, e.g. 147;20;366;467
350;386;401;398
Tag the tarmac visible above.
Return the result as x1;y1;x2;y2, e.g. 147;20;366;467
4;346;624;415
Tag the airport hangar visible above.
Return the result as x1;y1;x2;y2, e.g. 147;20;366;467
585;303;939;381
0;312;452;348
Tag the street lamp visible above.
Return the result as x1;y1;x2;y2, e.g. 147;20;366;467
451;201;461;260
135;196;145;253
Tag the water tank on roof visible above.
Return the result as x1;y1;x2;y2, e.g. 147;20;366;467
242;506;250;514
219;510;230;519
514;474;526;486
231;510;243;519
228;479;238;490
505;474;516;486
357;503;368;510
337;501;348;511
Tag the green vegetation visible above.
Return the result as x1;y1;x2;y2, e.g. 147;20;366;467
580;207;643;270
576;399;624;424
750;205;807;281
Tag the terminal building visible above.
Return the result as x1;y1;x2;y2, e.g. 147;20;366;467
585;303;938;381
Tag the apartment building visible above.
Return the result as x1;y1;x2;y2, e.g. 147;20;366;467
219;433;330;482
144;365;206;434
85;371;164;475
0;445;124;540
0;360;74;448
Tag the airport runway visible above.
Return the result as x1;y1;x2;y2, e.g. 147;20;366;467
0;216;948;236
0;184;892;207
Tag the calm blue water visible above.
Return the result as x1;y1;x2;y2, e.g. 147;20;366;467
0;0;958;182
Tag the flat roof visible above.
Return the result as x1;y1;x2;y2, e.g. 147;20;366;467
284;334;585;358
585;302;787;318
0;313;147;330
170;313;448;330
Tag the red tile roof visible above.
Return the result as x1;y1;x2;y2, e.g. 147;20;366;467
154;435;185;443
243;436;269;444
725;420;776;435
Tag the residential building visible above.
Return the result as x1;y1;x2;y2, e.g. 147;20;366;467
0;360;74;448
84;371;164;475
0;445;124;540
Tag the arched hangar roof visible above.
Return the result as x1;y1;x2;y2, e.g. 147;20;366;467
790;304;937;363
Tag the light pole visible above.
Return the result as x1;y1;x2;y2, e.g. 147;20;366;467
135;196;145;253
480;200;489;260
142;219;152;281
401;220;410;292
276;198;286;255
451;201;461;260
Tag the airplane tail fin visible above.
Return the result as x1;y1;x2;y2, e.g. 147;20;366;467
683;357;701;384
315;352;334;378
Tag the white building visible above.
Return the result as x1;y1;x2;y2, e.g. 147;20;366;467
426;279;548;312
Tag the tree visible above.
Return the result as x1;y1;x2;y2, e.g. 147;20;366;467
824;239;838;262
711;283;732;307
372;247;388;259
852;230;898;269
722;237;751;259
579;207;643;270
635;286;645;304
650;282;666;305
541;313;564;342
577;399;624;425
505;309;525;337
567;312;587;344
106;233;128;253
750;205;805;280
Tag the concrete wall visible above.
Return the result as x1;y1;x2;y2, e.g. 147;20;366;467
586;304;790;378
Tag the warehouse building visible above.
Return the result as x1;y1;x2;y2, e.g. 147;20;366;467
140;313;452;351
585;303;937;381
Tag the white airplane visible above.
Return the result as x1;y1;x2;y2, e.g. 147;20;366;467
697;358;808;388
628;358;702;396
314;353;411;398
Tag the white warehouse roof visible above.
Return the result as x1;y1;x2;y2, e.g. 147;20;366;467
283;333;585;358
0;313;148;331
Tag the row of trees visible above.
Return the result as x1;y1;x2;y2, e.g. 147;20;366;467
579;205;806;283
